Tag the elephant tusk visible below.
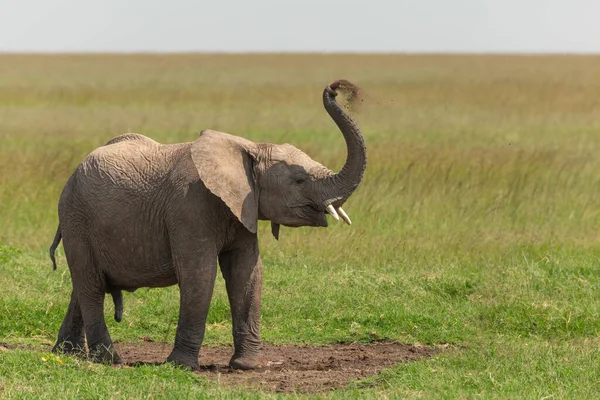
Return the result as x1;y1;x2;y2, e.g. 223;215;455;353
337;207;351;225
325;204;340;221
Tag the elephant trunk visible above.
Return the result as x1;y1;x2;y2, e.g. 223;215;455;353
312;80;367;224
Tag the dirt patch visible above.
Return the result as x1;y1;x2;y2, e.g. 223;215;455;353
0;342;31;351
115;341;437;393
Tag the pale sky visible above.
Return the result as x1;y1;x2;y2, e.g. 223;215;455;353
1;0;599;53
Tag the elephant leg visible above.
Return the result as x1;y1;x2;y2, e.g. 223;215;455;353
65;239;121;365
166;252;217;370
77;287;121;364
218;235;262;370
52;290;86;355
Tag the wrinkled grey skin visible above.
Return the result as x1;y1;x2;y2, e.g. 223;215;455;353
49;80;367;370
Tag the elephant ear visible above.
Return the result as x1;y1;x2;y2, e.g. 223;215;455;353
191;130;259;233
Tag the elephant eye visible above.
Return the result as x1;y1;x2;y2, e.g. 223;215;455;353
294;177;307;185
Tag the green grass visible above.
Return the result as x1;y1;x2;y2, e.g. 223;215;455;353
2;54;600;398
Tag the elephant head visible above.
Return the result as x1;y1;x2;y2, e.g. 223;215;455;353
191;80;367;239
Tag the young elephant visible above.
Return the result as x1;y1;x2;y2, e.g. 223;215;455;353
49;80;367;370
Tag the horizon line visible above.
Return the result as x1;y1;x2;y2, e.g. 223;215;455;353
1;50;600;56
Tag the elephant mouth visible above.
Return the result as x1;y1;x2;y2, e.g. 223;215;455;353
312;205;329;227
283;203;329;228
298;203;352;226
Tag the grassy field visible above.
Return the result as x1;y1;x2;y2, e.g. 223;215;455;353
2;53;600;398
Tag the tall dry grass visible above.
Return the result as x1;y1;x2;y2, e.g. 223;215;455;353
1;54;600;264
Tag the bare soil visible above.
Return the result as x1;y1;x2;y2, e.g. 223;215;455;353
1;340;437;393
115;341;437;393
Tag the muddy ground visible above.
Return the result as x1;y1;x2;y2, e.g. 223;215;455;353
1;340;437;393
116;341;437;393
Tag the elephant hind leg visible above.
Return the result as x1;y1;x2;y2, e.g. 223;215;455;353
78;290;121;364
53;290;86;355
64;238;121;364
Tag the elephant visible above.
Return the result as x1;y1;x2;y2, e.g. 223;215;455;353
48;79;367;371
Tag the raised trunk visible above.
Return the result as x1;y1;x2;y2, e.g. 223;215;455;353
313;80;367;207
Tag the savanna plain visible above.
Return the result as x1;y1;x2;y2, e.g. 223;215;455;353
1;54;600;399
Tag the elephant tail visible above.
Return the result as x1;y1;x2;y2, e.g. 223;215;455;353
49;226;62;270
111;290;124;323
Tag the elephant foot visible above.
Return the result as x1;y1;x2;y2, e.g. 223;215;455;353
167;349;201;371
229;354;262;370
88;343;122;365
52;337;86;356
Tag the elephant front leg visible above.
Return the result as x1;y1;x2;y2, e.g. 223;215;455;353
167;255;218;370
219;237;263;370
